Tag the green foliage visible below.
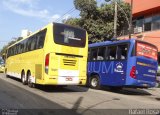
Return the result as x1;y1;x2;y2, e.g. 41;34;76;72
64;0;130;42
63;18;81;28
74;0;97;18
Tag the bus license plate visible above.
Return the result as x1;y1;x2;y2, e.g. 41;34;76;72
66;77;73;81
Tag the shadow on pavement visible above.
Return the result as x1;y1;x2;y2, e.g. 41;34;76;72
6;74;151;95
2;75;94;115
6;75;89;93
101;86;152;96
35;85;89;93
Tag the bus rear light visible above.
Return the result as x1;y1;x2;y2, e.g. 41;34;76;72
130;66;136;79
45;53;50;74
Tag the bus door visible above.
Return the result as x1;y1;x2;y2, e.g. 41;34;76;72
135;41;158;83
106;44;128;86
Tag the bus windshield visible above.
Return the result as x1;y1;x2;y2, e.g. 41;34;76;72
53;23;86;48
136;41;158;60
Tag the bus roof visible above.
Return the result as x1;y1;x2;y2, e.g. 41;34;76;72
89;39;136;48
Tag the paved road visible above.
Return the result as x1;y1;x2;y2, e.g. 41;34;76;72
0;73;160;115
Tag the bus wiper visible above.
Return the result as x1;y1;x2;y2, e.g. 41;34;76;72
68;37;81;41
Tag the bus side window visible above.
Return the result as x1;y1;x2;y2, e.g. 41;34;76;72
30;36;37;51
117;45;128;60
7;48;10;58
23;39;27;53
13;46;16;56
20;41;24;53
97;47;106;60
17;43;21;54
36;36;42;49
27;37;32;51
91;48;98;61
36;30;46;49
25;39;30;52
107;46;117;60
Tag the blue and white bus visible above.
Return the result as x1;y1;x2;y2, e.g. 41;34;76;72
87;39;158;90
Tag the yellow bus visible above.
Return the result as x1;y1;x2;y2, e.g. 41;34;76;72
5;23;88;87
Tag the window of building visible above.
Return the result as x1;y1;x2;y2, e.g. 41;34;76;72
144;17;152;31
136;16;144;28
144;22;151;31
152;15;160;30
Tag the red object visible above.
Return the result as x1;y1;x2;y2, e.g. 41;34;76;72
45;53;50;68
130;66;136;79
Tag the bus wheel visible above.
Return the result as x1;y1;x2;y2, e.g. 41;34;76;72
21;72;26;85
89;75;101;89
5;70;9;78
6;74;9;78
27;72;35;88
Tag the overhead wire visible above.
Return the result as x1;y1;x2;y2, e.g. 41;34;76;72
55;7;76;22
55;0;102;22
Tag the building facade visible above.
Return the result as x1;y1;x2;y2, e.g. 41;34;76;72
120;0;160;51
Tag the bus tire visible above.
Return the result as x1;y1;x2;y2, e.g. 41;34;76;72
27;72;35;88
89;75;101;89
6;74;9;78
21;71;27;85
5;69;9;78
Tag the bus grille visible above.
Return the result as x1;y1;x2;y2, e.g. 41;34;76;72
63;59;76;66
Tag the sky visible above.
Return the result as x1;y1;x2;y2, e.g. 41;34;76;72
0;0;81;49
0;0;105;50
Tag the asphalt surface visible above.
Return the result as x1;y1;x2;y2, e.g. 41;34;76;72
0;73;160;115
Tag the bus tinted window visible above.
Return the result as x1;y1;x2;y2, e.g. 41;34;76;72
136;42;157;60
89;47;106;61
107;46;117;60
91;48;98;60
97;47;106;60
117;44;128;60
53;23;86;47
36;29;46;49
23;39;27;53
30;36;37;51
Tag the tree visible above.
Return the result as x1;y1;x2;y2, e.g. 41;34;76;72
64;0;130;42
63;18;81;28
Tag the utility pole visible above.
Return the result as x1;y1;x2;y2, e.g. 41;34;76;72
113;0;117;39
129;0;133;39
